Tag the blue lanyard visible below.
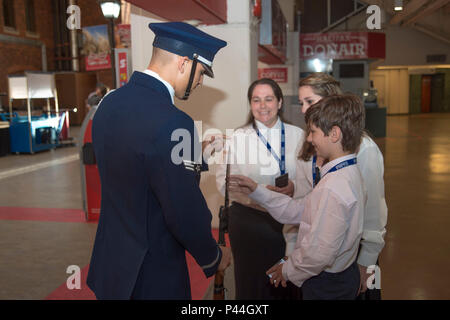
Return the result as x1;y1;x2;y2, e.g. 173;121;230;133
256;122;286;175
312;155;319;187
312;156;357;187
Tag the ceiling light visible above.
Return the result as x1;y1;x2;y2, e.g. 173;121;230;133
312;59;324;72
99;0;121;19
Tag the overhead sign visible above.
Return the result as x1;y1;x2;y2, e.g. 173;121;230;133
300;32;385;60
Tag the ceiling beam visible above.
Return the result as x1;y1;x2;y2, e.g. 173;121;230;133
358;0;400;16
359;0;385;7
320;3;368;33
403;0;450;26
389;0;431;25
412;23;450;45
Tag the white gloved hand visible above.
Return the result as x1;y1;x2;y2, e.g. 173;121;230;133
202;135;225;163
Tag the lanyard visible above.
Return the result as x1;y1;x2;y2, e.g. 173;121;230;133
256;122;286;175
313;156;357;187
312;155;320;187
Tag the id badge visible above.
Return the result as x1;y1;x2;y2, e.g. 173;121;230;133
275;173;289;188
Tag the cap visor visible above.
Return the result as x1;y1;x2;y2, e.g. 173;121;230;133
199;62;214;78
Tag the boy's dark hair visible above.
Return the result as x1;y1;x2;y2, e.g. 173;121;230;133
304;94;365;153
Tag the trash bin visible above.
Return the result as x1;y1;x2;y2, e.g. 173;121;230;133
365;107;386;138
0;121;10;156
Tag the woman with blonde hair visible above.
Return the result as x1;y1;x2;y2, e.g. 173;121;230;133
297;73;342;162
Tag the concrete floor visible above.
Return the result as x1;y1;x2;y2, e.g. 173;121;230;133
376;113;450;299
0;113;449;299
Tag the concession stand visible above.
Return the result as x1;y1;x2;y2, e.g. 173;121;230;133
300;31;387;137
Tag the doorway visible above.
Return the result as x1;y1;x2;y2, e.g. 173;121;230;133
421;73;445;113
370;69;409;114
421;75;431;113
431;74;445;113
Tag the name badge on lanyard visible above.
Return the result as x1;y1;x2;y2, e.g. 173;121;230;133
313;156;357;187
256;122;286;175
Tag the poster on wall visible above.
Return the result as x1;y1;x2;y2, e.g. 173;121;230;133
115;24;131;48
82;25;112;71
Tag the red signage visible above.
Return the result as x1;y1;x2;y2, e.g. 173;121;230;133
300;32;385;60
85;53;112;71
258;68;288;83
115;24;131;48
118;51;129;87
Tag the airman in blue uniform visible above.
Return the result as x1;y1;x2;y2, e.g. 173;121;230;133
86;22;231;299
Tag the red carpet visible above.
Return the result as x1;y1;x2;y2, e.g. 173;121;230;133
45;229;229;300
0;206;89;223
1;206;229;299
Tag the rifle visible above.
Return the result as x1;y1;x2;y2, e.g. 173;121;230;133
213;163;230;300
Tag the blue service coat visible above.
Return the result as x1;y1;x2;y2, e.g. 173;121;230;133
86;71;221;299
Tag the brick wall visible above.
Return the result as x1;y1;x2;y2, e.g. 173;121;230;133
0;0;121;109
0;0;56;109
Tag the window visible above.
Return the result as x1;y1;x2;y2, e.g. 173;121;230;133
25;0;36;33
339;64;365;78
3;0;16;29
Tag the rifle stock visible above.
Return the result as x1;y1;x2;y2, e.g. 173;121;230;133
213;164;230;300
213;269;225;300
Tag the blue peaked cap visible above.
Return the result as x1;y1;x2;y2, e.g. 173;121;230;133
149;22;227;78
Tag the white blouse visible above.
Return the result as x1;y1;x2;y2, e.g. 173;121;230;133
215;118;304;211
